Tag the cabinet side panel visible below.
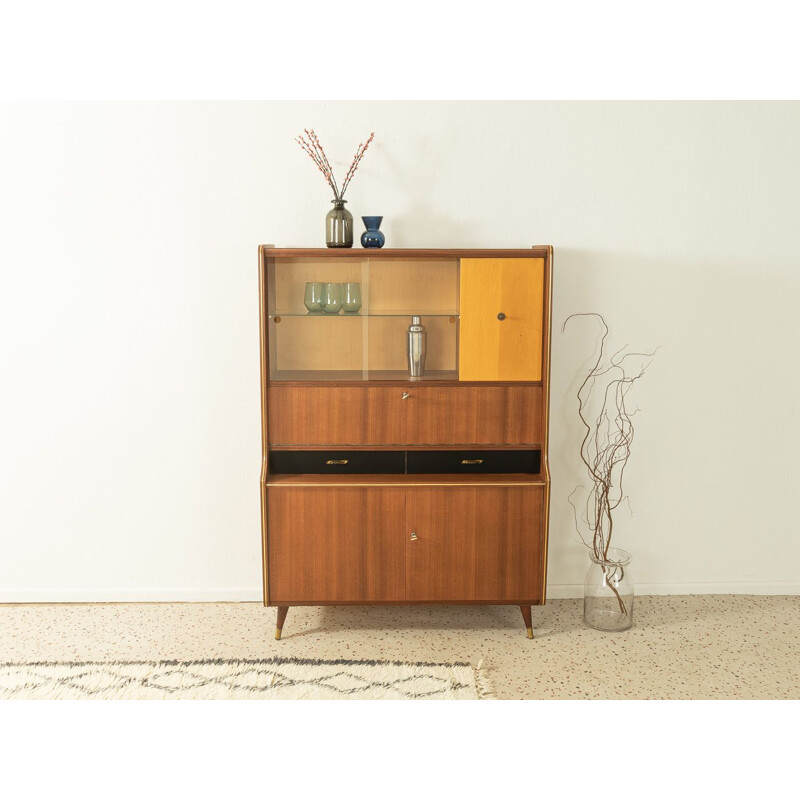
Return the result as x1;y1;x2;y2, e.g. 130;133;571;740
259;248;271;604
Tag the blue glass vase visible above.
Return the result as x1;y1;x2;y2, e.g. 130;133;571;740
360;216;385;249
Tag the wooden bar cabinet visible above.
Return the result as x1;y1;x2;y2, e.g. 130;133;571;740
259;247;553;638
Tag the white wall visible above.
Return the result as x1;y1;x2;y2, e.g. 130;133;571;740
1;101;798;601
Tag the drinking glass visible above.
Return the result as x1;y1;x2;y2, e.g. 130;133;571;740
341;282;362;313
320;282;342;313
304;282;323;313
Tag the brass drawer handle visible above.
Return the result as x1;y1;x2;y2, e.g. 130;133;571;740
402;392;410;400
325;459;349;465
461;459;484;465
410;532;418;541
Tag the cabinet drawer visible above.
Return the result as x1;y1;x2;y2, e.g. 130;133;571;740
269;450;405;474
268;385;542;445
406;449;540;474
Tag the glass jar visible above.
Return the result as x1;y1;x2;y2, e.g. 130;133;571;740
326;199;353;248
583;547;633;632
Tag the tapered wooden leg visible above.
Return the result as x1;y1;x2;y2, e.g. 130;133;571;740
520;605;534;639
275;606;289;640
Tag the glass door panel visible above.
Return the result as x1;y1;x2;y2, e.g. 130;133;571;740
367;315;458;380
367;258;458;315
268;257;368;380
267;256;460;381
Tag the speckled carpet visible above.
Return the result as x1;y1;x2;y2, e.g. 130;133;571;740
0;656;494;700
1;597;798;699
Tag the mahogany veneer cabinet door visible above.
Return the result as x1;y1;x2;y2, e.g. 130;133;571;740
268;385;542;445
405;486;544;602
267;487;406;603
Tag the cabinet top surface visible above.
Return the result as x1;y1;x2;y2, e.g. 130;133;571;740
260;247;552;258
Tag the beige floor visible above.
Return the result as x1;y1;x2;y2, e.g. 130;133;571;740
1;596;798;699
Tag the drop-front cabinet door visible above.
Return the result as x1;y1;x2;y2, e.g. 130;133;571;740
405;486;544;602
458;258;545;381
268;488;406;603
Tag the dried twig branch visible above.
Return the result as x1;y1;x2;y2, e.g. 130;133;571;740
563;312;659;614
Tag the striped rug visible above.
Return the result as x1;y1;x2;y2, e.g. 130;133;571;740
0;656;495;700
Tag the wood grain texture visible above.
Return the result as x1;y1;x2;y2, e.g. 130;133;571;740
267;488;406;603
269;443;542;452
262;600;543;606
259;247;553;613
404;385;542;444
539;245;554;605
520;605;533;637
459;258;544;381
261;247;551;259
406;487;543;602
259;249;271;604
268;385;542;445
266;474;545;486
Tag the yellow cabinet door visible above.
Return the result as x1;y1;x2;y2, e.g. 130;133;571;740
458;258;544;381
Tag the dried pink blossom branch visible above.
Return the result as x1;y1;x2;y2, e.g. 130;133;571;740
339;132;375;199
306;129;340;199
295;129;339;198
295;129;374;201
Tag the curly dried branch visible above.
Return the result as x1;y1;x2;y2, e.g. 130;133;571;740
563;312;658;565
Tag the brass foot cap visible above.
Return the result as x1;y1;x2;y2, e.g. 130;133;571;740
275;628;283;640
526;627;534;639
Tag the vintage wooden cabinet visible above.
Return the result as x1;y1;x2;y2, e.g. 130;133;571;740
259;247;553;638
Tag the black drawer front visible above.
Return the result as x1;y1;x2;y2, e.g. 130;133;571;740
406;450;541;474
269;450;405;475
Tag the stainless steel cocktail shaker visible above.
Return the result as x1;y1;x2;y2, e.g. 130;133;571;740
407;316;427;377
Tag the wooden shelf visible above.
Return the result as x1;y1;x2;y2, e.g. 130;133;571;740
269;370;460;383
272;311;459;318
265;473;545;487
269;372;543;386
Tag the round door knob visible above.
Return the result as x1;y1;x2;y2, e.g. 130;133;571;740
497;313;506;321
